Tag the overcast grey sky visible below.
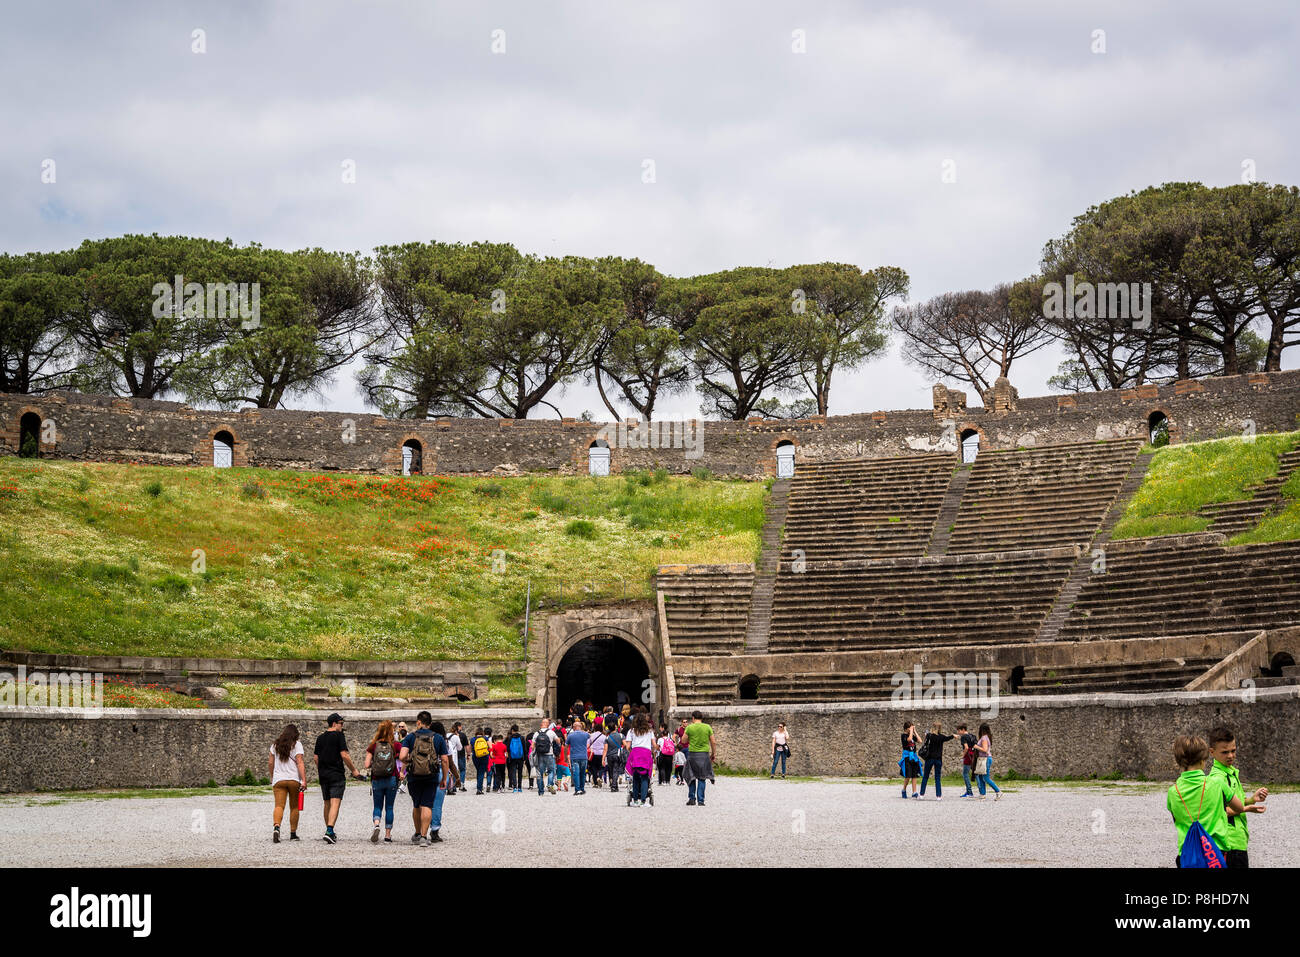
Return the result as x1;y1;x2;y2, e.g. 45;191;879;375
3;0;1297;417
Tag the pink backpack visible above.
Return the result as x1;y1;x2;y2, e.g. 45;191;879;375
660;737;676;756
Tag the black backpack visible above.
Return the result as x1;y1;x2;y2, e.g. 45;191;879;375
917;735;931;761
534;731;552;756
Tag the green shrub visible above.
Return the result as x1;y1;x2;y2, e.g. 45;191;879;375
18;433;38;458
241;480;266;499
152;574;191;599
475;483;505;498
142;480;164;498
564;519;597;539
691;466;713;481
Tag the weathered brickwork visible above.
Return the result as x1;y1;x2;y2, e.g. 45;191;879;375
2;370;1299;477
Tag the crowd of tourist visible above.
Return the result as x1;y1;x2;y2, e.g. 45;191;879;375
266;703;718;846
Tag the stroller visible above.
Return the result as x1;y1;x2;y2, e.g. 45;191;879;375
625;746;655;806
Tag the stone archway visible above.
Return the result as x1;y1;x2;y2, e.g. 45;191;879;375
543;609;663;719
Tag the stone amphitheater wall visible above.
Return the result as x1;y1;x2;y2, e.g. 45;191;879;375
3;370;1298;478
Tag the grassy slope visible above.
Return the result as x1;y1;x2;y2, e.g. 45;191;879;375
0;460;765;660
1111;431;1300;540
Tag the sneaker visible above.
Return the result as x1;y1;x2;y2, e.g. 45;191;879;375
429;830;443;843
273;828;280;844
323;832;337;844
289;832;300;841
411;834;423;845
383;837;393;844
769;774;775;779
548;785;556;794
698;801;705;807
994;792;1001;801
371;824;380;844
901;789;908;799
686;798;697;806
936;796;943;802
418;836;431;847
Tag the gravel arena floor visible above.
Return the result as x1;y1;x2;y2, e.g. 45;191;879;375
2;776;1295;868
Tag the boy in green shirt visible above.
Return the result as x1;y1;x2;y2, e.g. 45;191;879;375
1207;726;1269;868
1166;735;1244;867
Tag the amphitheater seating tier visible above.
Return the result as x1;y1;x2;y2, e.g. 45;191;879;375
767;552;1076;653
779;454;955;562
657;566;753;656
1018;657;1222;694
946;440;1142;554
1058;539;1300;641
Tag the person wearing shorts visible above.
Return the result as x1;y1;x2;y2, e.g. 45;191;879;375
268;723;307;843
313;713;362;844
400;711;452;846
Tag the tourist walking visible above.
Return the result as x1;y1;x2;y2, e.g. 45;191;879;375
505;725;528;792
656;724;675;785
956;723;977;797
453;722;469;792
313;713;363;843
606;724;626;792
899;721;922;799
471;726;492;795
268;723;307;844
588;724;607;789
364;719;402;843
919;721;954;799
625;713;656;806
399;711;452;846
533;718;558;796
1168;734;1243;867
1207;726;1268;868
770;722;791;778
974;723;1000;799
490;734;507;792
555;735;572;791
443;722;464;795
681;711;715;807
567;721;591;795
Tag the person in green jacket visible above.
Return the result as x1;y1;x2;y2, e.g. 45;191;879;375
1208;726;1269;868
1166;735;1244;867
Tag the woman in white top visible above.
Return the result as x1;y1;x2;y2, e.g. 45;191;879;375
268;723;308;843
770;722;791;778
624;713;656;806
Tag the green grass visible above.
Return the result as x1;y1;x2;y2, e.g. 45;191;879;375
0;459;765;661
1112;431;1300;540
1230;468;1300;544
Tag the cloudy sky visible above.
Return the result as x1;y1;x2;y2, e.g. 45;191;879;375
3;0;1297;417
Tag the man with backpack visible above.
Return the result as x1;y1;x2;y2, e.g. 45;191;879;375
505;725;528;793
452;722;469;792
400;711;452;846
532;718;559;796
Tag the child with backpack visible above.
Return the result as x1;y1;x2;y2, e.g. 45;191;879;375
364;719;402;844
471;726;492;795
490;734;508;792
1168;734;1244;867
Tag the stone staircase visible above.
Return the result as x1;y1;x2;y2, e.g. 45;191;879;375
1199;448;1300;536
1036;451;1154;643
744;478;791;653
925;465;972;557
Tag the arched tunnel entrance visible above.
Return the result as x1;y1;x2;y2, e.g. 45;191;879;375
555;635;650;716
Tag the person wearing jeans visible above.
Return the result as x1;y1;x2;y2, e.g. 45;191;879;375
770;722;790;778
957;724;977;797
974;724;1001;799
532;719;558;795
919;722;954;799
566;722;591;795
682;711;715;807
